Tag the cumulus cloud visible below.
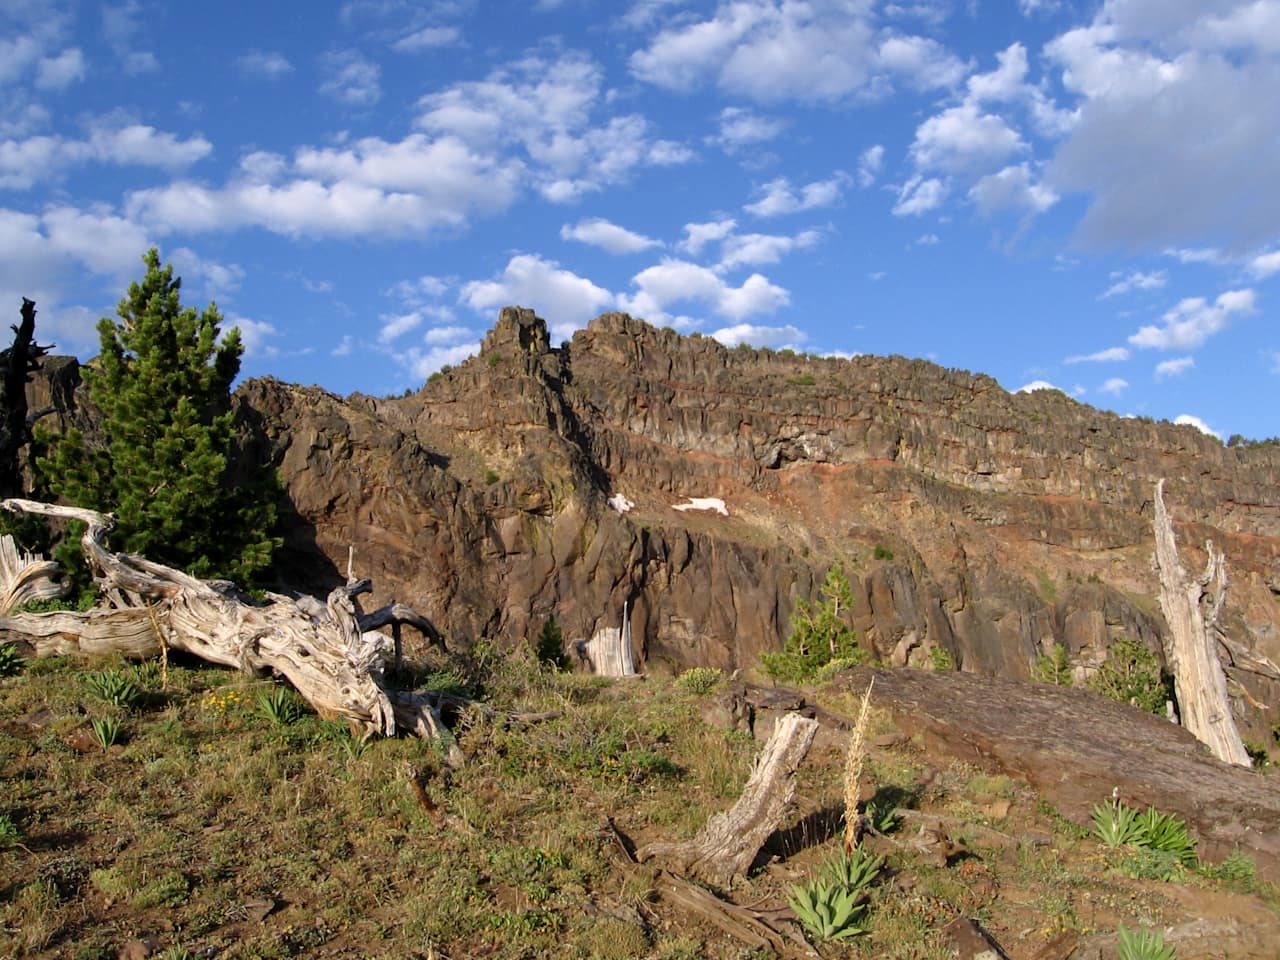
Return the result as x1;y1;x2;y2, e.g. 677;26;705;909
417;52;691;201
378;311;425;344
711;106;786;151
678;218;737;256
1045;6;1280;251
717;229;821;271
876;33;969;90
1065;346;1129;364
226;313;279;359
170;247;244;301
1099;376;1128;395
41;204;151;275
620;258;788;323
1155;356;1194;378
1248;250;1280;279
319;51;381;106
402;341;481;380
36;48;84;89
710;322;806;348
392;26;461;52
892;176;948;216
561;217;661;254
910;102;1026;173
461;253;613;335
969;163;1057;216
236;50;294;77
1174;414;1221;440
1101;269;1166;298
389;274;450;305
745;174;848;216
1015;379;1062;393
127;134;522;237
857;144;884;187
88;124;212;168
1128;288;1256;350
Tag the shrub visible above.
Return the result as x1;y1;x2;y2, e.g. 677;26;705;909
0;640;22;677
534;615;568;671
1088;638;1171;714
1093;798;1196;874
674;667;723;695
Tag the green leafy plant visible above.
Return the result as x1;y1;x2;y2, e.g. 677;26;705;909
1135;806;1196;867
1033;643;1073;686
81;671;142;710
91;715;124;749
872;545;894;561
0;640;22;677
1093;799;1196;872
929;647;954;671
256;686;307;726
1092;800;1142;848
762;564;864;683
864;796;902;835
1088;638;1171;714
786;847;881;943
0;813;21;846
675;667;724;695
1200;849;1256;887
1116;924;1176;960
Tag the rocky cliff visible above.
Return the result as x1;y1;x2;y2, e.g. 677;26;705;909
34;307;1280;742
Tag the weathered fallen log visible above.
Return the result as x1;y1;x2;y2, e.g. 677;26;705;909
1152;481;1251;767
0;533;66;611
638;711;819;887
0;498;447;741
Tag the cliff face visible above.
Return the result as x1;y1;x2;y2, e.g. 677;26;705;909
33;307;1280;738
226;307;1280;742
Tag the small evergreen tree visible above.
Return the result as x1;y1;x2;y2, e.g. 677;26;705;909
1087;637;1172;714
40;250;280;586
762;564;864;683
534;615;568;671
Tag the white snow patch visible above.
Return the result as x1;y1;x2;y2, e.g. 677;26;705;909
607;493;635;514
673;497;729;516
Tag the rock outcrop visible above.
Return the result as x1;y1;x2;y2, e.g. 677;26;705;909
32;307;1280;744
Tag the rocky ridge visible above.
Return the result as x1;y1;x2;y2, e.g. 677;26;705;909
32;306;1280;745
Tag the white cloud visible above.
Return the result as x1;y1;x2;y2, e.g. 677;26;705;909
88;124;212;168
966;42;1030;102
102;1;159;75
710;322;806;348
892;176;948;216
35;48;84;89
392;26;461;52
332;336;353;357
1099;376;1128;395
41;204;151;275
1101;269;1166;298
910;102;1026;173
621;258;788;323
403;342;481;380
1128;288;1256;350
461;253;613;335
969;163;1058;216
1015;379;1061;393
389;274;450;304
1155;356;1194;378
1045;7;1280;251
876;34;969;90
236;50;294;77
227;314;278;359
745;174;848;216
717;229;821;271
423;324;474;345
678;218;737;255
319;51;381;106
857;144;884;187
629;0;882;102
1065;346;1129;364
378;311;424;344
128;134;522;237
170;247;244;301
417;52;690;201
711;106;786;151
1174;414;1221;440
914;232;939;246
1248;250;1280;279
561;217;661;254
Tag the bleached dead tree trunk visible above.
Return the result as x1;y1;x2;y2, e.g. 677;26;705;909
639;711;819;887
0;499;452;747
1152;480;1251;767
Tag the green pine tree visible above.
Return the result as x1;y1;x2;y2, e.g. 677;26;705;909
762;564;864;683
40;249;281;587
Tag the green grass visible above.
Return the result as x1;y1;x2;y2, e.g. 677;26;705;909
0;648;1275;959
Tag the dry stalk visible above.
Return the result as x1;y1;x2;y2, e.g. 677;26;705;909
842;677;875;853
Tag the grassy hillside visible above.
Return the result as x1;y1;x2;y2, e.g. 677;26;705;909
2;644;1276;959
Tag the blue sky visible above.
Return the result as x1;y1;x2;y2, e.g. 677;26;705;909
2;0;1278;440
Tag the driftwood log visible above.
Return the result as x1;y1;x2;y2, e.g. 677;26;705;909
0;498;453;747
638;711;819;887
1152;480;1251;767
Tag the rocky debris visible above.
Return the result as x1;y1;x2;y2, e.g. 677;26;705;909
835;666;1280;880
